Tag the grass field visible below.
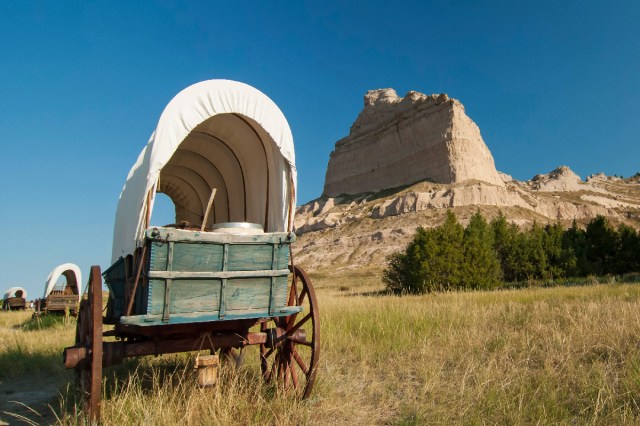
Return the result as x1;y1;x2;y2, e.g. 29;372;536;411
2;274;640;425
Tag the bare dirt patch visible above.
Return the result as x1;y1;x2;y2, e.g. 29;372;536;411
0;375;66;425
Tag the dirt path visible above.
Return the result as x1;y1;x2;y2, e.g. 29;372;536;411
0;375;66;425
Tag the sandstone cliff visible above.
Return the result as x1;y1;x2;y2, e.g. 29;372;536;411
323;89;503;196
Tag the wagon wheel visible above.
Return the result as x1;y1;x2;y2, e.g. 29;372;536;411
260;265;320;399
75;266;103;421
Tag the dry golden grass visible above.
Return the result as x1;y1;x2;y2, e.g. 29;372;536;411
3;278;640;425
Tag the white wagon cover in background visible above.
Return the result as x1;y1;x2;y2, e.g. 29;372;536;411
3;287;27;301
43;263;83;303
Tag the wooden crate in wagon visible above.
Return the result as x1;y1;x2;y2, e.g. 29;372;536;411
63;80;319;421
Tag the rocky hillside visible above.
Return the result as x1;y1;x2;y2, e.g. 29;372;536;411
294;170;640;274
294;87;640;274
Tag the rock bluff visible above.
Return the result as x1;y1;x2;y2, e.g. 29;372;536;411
323;88;504;196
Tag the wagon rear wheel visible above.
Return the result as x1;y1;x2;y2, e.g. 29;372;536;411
260;265;320;399
75;266;103;421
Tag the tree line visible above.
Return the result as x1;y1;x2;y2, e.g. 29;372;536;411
383;211;640;294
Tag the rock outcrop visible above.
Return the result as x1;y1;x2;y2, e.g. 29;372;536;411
528;166;587;192
323;89;504;196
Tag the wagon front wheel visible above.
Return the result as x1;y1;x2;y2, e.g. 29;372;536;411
75;265;103;421
260;265;320;399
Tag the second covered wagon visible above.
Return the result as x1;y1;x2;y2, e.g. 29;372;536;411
36;263;82;315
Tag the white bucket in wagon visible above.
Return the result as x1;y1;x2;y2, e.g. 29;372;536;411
210;222;264;235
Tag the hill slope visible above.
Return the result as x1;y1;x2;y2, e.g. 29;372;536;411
293;170;640;274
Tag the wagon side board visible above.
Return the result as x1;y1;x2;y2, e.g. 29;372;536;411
44;294;80;313
105;228;300;326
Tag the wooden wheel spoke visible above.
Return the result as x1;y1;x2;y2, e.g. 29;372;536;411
284;357;291;389
298;287;307;305
277;353;284;383
285;312;298;329
292;348;309;375
284;313;311;338
288;337;313;347
262;347;275;361
290;353;299;389
287;278;298;306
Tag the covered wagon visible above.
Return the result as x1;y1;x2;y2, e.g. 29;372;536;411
36;263;82;315
63;80;319;420
3;287;27;311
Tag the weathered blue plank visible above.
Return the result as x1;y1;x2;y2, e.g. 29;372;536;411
147;277;288;316
151;242;225;272
146;228;295;244
151;242;288;273
119;305;304;326
148;279;221;315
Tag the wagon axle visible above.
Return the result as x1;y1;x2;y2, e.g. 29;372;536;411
63;327;307;369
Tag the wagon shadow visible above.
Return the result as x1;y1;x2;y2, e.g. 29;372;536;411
98;354;255;400
102;357;190;398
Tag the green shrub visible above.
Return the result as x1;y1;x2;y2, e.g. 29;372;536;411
384;211;640;294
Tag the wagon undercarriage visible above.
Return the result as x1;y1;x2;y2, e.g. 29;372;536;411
64;263;319;420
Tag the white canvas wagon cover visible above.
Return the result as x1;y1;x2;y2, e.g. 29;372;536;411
112;80;297;263
44;263;82;302
3;287;27;301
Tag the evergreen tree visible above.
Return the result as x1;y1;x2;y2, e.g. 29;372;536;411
383;227;430;294
527;222;548;279
585;215;618;274
543;223;576;279
420;211;465;291
615;224;640;274
383;251;410;294
562;220;588;276
462;212;502;289
491;212;521;281
383;211;466;294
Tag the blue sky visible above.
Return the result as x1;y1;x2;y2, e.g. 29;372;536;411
1;1;639;298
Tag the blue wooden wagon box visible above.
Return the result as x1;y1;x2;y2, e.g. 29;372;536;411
104;227;300;326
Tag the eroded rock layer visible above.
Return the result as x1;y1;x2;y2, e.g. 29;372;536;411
295;169;640;274
323;89;504;196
